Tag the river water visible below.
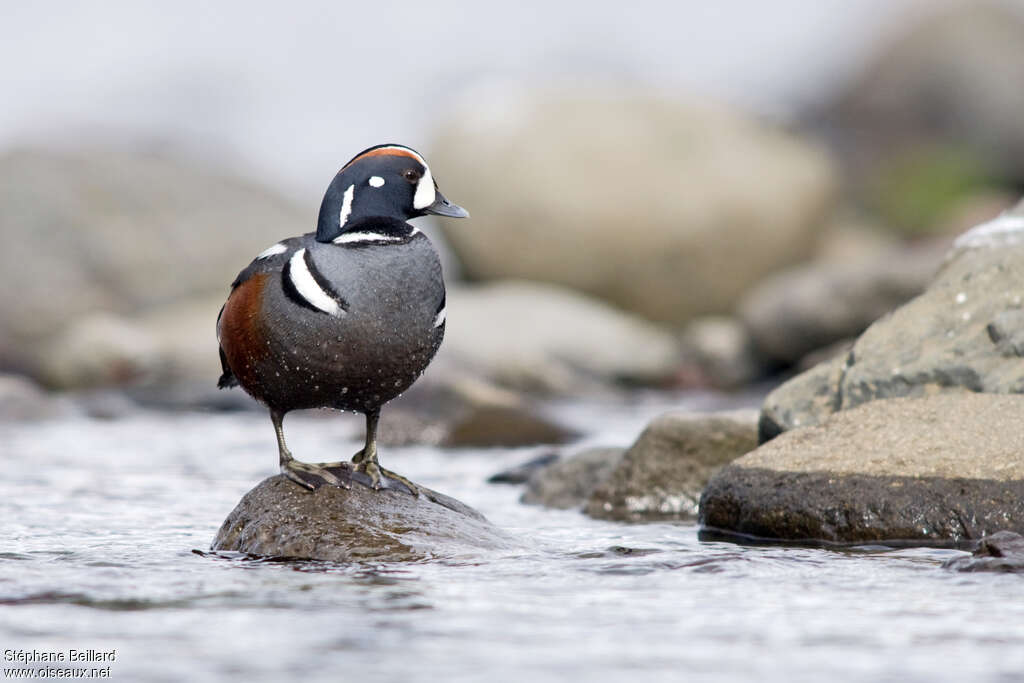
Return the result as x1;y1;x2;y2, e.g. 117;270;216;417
2;394;1023;682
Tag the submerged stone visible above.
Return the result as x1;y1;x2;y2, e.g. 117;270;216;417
521;447;624;510
212;474;513;562
585;410;758;522
488;452;561;484
944;531;1024;573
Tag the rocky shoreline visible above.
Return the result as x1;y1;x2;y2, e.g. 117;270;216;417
6;189;1024;561
6;3;1024;562
507;201;1024;556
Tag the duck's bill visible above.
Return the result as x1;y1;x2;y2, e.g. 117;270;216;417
425;191;470;218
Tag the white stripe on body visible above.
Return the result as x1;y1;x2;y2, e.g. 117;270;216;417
256;242;288;259
333;231;405;245
287;248;344;316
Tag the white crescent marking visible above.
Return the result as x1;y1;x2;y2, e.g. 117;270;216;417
256;242;288;259
338;184;355;229
332;231;404;245
287;249;342;316
413;165;435;210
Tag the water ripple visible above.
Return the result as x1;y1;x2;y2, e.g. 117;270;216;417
2;409;1023;683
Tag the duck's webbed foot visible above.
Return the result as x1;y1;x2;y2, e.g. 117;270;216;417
281;458;353;491
272;410;352;491
351;448;420;497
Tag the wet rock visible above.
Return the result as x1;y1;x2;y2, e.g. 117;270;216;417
815;4;1024;228
944;531;1024;573
986;309;1024;358
739;238;949;365
0;147;306;383
432;89;837;324
521;448;624;510
212;475;513;562
795;338;854;374
438;281;681;394
758;353;846;443
760;201;1024;439
702;394;1024;544
585;410;758;522
488;453;560;485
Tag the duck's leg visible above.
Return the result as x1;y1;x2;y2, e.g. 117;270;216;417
273;410;351;490
352;408;419;496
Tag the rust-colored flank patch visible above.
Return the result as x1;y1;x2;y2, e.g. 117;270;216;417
220;272;271;391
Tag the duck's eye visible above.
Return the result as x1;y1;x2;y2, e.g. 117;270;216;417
402;169;421;182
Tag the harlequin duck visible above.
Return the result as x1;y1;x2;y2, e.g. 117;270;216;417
216;144;468;494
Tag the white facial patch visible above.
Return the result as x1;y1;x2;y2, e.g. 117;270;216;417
433;306;446;328
413;165;436;210
338;184;355;229
368;176;385;188
256;242;288;259
333;231;404;245
286;249;344;317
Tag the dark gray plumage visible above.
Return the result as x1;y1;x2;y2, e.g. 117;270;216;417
217;144;468;492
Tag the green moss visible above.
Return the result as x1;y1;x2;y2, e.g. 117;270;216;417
871;146;997;234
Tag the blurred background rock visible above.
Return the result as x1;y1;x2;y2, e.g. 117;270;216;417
3;0;1023;425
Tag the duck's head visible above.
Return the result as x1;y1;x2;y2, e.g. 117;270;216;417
316;143;468;243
